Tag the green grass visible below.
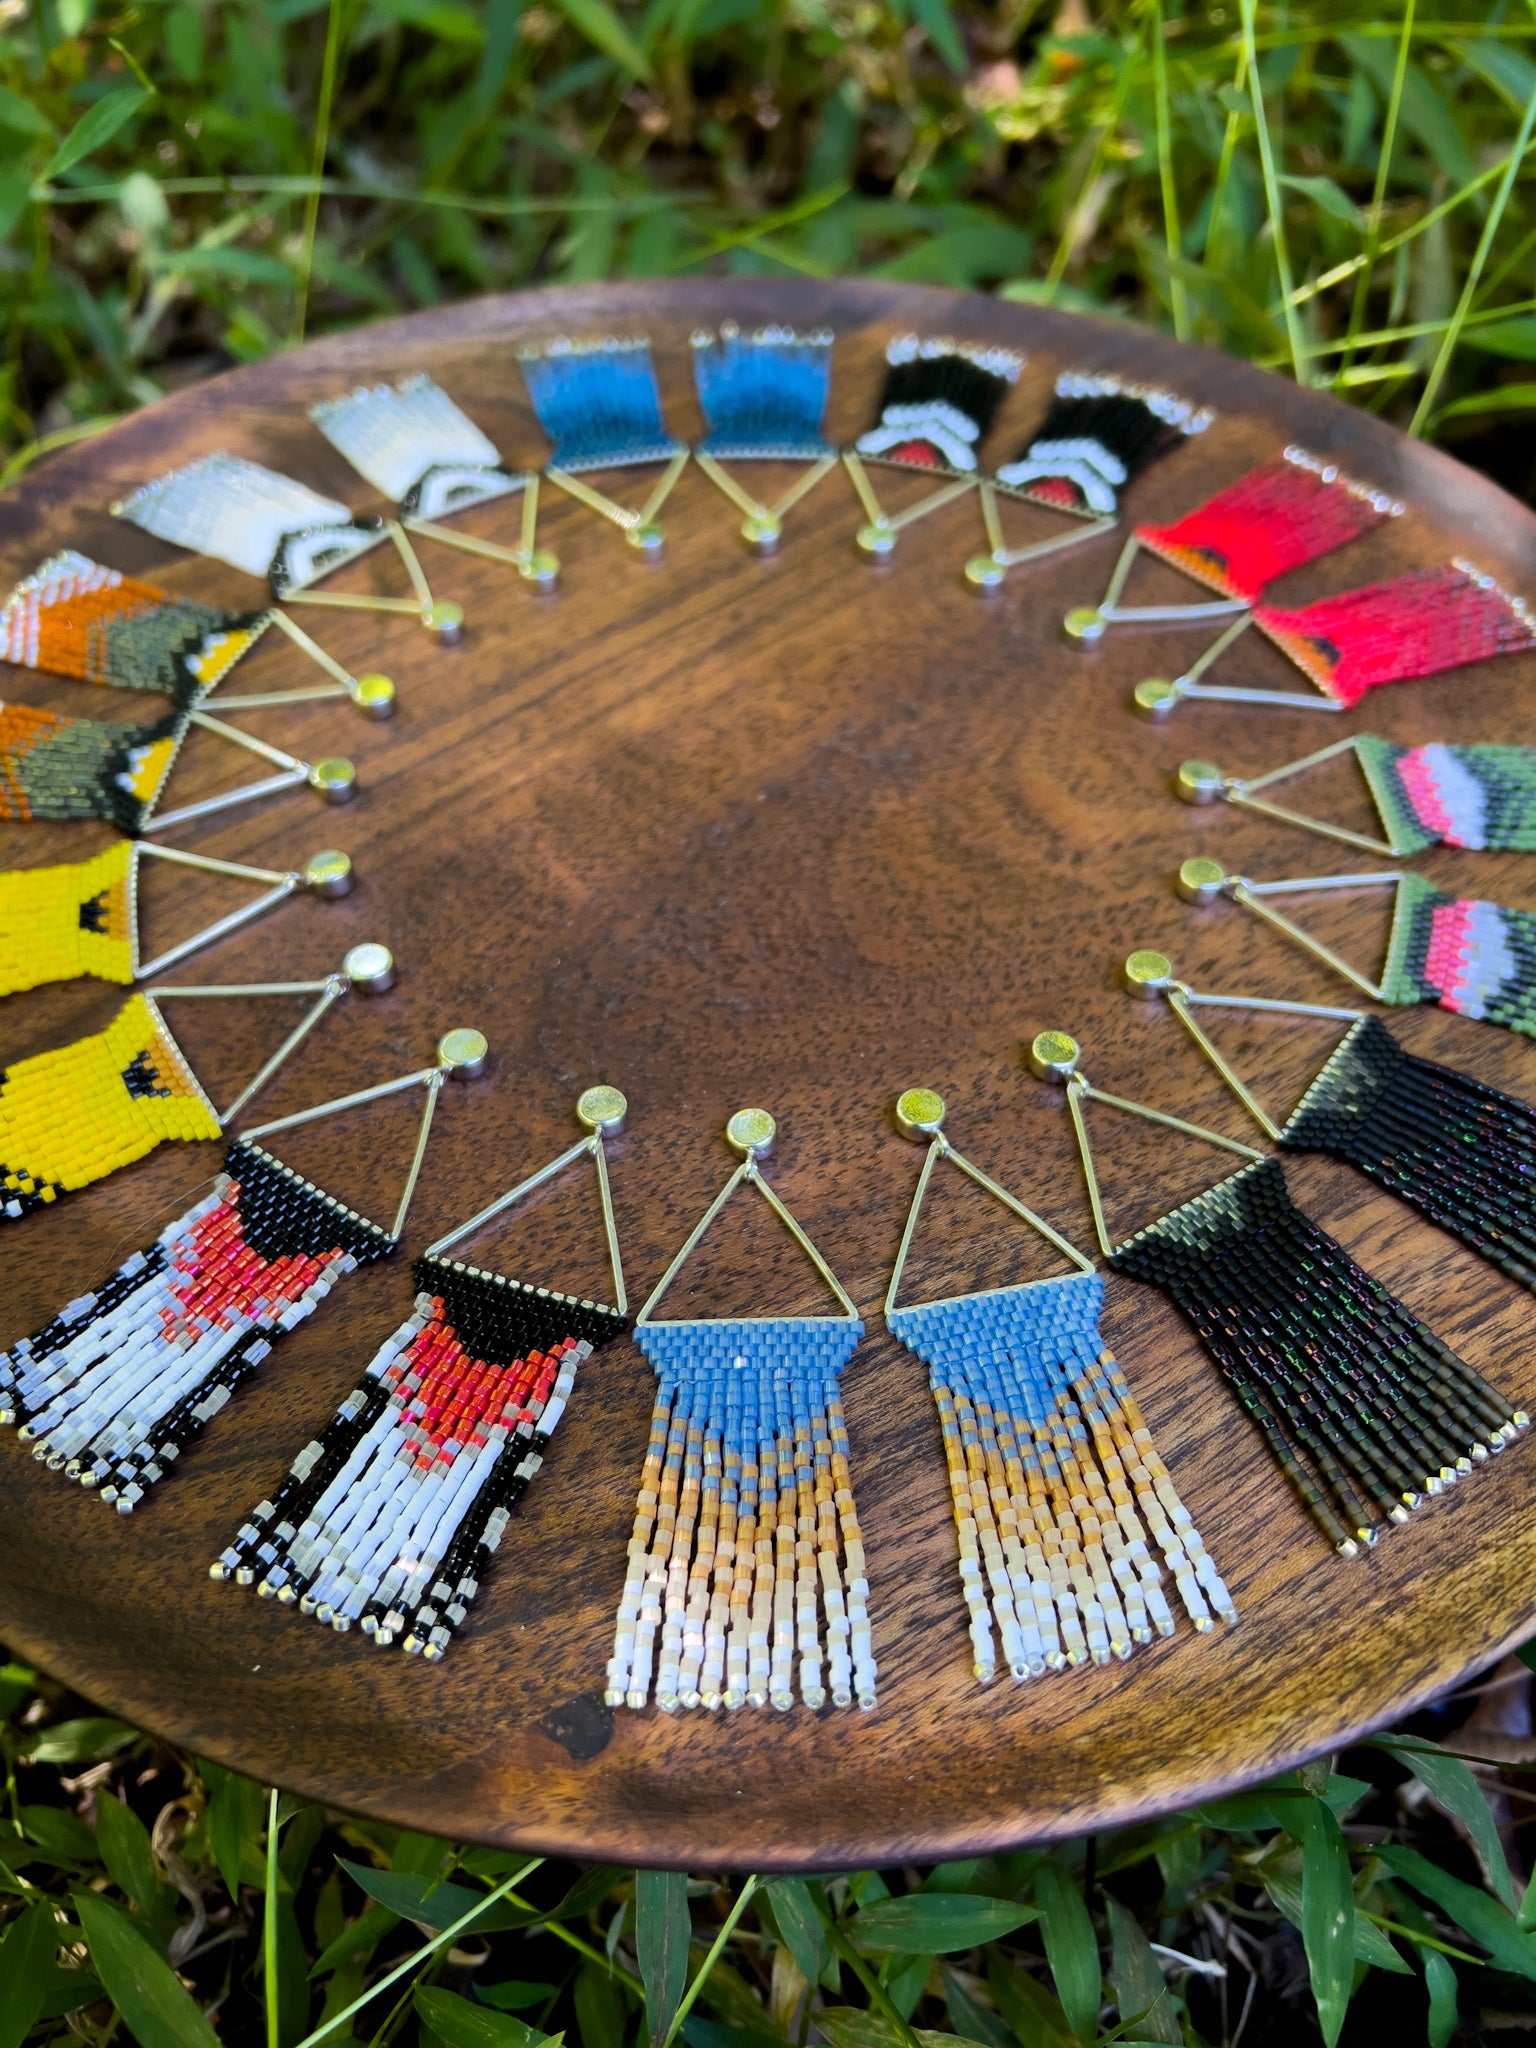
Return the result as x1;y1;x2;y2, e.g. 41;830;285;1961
5;1647;1536;2047
3;1;1536;492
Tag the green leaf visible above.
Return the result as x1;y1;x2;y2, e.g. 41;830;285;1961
1106;1898;1179;2045
1255;1862;1410;1975
42;88;149;181
1292;1799;1355;2048
548;0;651;79
1432;382;1536;426
308;1900;398;1981
925;1862;981;1893
987;1954;1075;2048
479;1984;561;2013
203;1765;266;1901
22;1718;135;1765
1464;319;1536;361
373;0;486;42
20;1806;97;1862
1035;1864;1100;2046
1423;1949;1457;2048
1335;36;1475;192
853;1893;1037;1953
636;1870;690;2048
336;1860;533;1935
548;1864;626;1922
1277;173;1363;229
37;1967;105;2020
1380;1739;1518;1910
74;1890;221;2048
0;1902;59;2048
573;1962;625;2048
167;246;293;284
1378;1845;1536;1981
764;1878;829;1986
415;1987;560;2048
0;89;54;140
1458;38;1536;115
95;1795;170;1925
942;1966;1011;2048
907;0;964;72
815;2012;989;2048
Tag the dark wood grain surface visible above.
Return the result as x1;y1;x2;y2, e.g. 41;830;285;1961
2;278;1535;1871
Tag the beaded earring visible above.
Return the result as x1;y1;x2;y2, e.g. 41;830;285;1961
606;1107;875;1716
310;374;558;593
0;694;357;835
0;940;396;1222
845;335;1022;561
1174;735;1536;858
965;373;1214;593
517;335;689;559
1027;1029;1524;1556
1062;446;1402;650
1134;556;1536;720
689;324;839;556
216;1081;628;1656
1121;947;1536;1296
0;842;354;999
2;1024;485;1512
1;549;269;699
1177;856;1536;1042
883;1087;1232;1686
114;450;461;645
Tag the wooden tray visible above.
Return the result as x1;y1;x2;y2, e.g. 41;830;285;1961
3;279;1535;1872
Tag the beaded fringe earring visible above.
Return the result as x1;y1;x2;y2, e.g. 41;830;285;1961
517;335;689;559
216;1082;625;1656
1063;446;1401;653
1134;556;1536;720
0;940;396;1222
1177;856;1536;1042
689;324;839;556
844;335;1023;561
114;450;459;647
0;841;354;999
1027;1029;1525;1557
311;374;557;593
0;691;358;836
1;549;269;699
964;373;1214;593
2;1020;479;1511
1124;948;1536;1296
606;1107;876;1715
882;1087;1232;1686
1174;734;1536;859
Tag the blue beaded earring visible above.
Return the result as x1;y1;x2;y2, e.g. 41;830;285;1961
690;324;838;555
606;1107;875;1716
518;335;689;560
884;1087;1231;1687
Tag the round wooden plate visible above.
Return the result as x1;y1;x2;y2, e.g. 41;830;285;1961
3;279;1536;1871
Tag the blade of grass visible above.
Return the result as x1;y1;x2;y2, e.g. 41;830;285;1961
1336;0;1415;384
1239;0;1309;382
1044;44;1134;293
1202;35;1250;270
293;0;350;343
1150;0;1189;339
266;1790;281;2048
1410;72;1536;431
659;1875;761;2048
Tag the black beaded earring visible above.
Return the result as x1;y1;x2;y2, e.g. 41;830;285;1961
1026;1028;1526;1559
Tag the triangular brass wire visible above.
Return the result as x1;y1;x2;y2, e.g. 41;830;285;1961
841;448;978;553
884;1132;1093;1317
637;1154;857;1326
141;962;365;1128
544;451;691;540
1053;1062;1266;1261
1207;737;1420;856
1202;869;1411;1003
968;481;1119;583
423;1126;627;1314
694;450;839;549
129;843;321;980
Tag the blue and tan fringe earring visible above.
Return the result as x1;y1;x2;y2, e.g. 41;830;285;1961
1;1017;478;1511
1123;947;1536;1298
215;1081;626;1656
1177;856;1536;1042
606;1107;875;1715
518;335;689;559
311;373;558;593
883;1087;1231;1684
689;324;838;554
844;335;1022;560
965;372;1213;592
1027;1029;1525;1557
